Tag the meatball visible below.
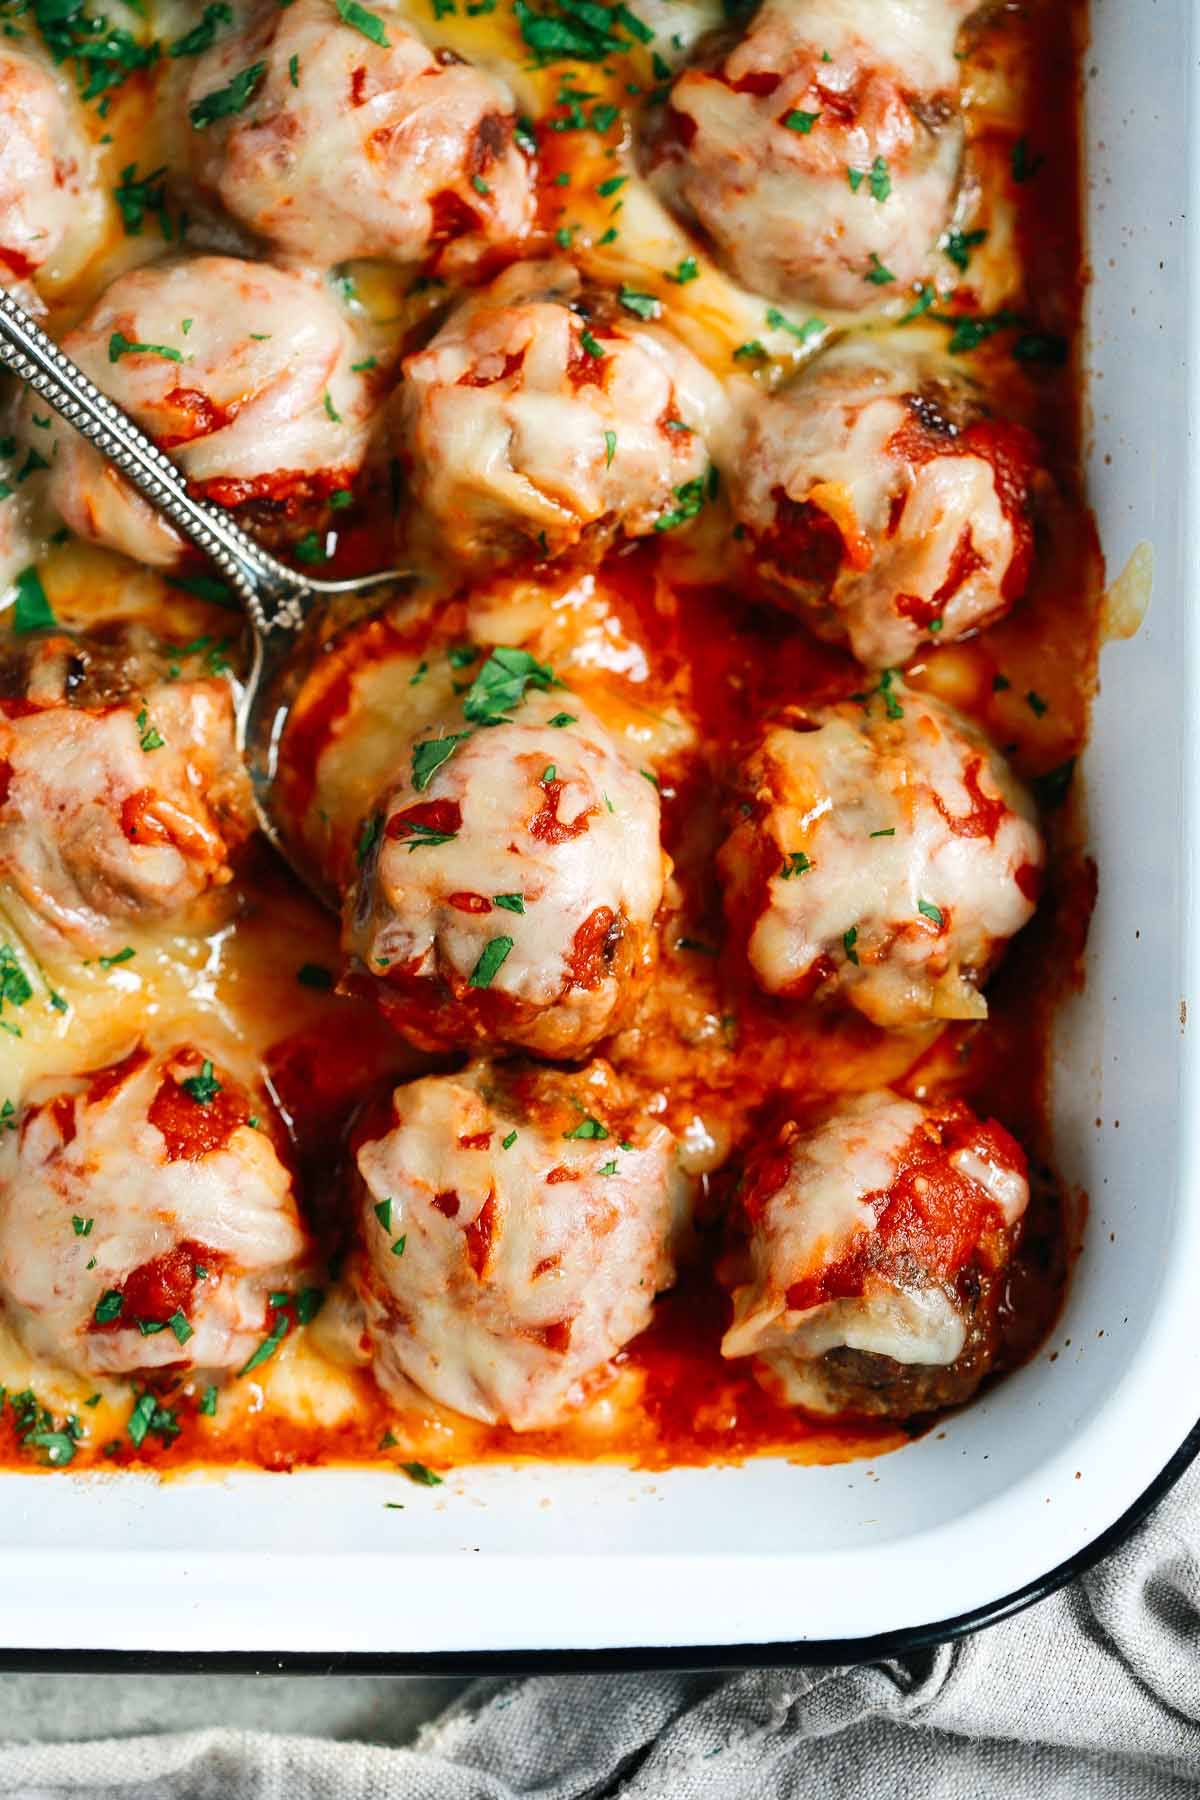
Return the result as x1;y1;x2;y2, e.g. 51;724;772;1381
0;633;253;953
718;682;1043;1027
26;256;370;567
186;0;532;271
344;675;666;1058
728;338;1040;666
394;260;727;569
0;48;93;282
648;0;972;311
350;1060;684;1430
721;1089;1029;1418
0;1043;312;1376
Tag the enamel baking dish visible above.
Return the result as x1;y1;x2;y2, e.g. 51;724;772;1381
0;0;1195;1668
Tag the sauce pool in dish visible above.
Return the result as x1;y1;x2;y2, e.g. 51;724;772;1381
0;0;1097;1478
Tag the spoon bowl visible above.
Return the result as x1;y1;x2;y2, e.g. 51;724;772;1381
0;285;410;906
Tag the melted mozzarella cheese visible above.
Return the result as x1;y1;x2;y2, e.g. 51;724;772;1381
352;1061;685;1430
0;669;252;956
345;688;667;1057
26;256;371;566
0;1045;311;1376
718;683;1043;1027
729;337;1037;665
722;1089;1029;1386
186;0;532;271
395;260;728;568
649;0;972;312
0;47;99;284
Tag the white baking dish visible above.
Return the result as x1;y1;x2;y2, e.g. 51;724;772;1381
0;0;1193;1666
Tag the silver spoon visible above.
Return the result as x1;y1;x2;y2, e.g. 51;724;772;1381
0;285;412;901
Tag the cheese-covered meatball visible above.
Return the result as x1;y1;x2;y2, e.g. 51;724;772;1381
728;339;1040;666
718;682;1043;1027
0;48;93;282
722;1090;1029;1418
186;0;532;271
0;633;253;953
27;256;370;567
394;261;726;569
351;1060;685;1430
0;1044;311;1376
344;675;666;1058
649;0;971;311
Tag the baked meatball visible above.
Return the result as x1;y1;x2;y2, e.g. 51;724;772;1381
0;48;94;282
0;633;253;953
26;256;370;567
394;260;727;569
648;0;972;311
718;682;1043;1027
350;1060;684;1430
728;338;1040;666
0;1044;311;1376
344;676;666;1058
721;1089;1029;1418
186;0;532;271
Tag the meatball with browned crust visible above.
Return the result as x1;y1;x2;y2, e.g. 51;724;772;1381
721;1089;1029;1418
728;338;1040;667
394;261;727;569
0;631;253;954
344;664;666;1060
186;0;532;271
648;0;974;312
718;681;1043;1028
349;1059;687;1430
0;1043;312;1377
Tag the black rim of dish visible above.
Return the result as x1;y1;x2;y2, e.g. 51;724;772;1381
0;1417;1197;1675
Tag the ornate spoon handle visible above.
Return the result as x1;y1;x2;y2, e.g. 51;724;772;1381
0;287;405;636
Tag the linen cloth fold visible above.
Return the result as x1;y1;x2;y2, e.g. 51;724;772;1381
0;1457;1197;1800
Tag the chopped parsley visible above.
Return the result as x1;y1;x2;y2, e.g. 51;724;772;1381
784;109;819;133
189;59;267;129
71;1216;94;1237
618;285;660;320
604;429;617;467
181;1059;221;1105
918;899;944;927
97;946;135;968
843;926;860;966
868;155;891;203
864;253;895;286
462;646;559;726
579;327;606;360
493;893;526;914
11;566;55;634
373;1198;393;1231
765;307;824;346
780;851;812;879
332;0;390;39
94;1290;124;1325
411;731;471;790
942;227;987;272
501;1130;518;1149
135;708;164;751
168;2;232;57
400;1461;443;1486
564;1115;608;1141
198;1385;218;1416
667;256;699;285
109;331;182;365
113;162;171;236
468;936;514;989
